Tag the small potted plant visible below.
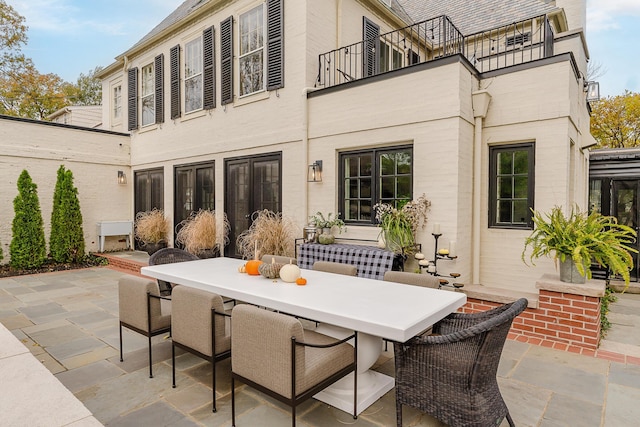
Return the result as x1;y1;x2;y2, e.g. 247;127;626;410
310;212;346;236
175;209;230;258
522;205;637;284
374;194;431;256
134;209;170;255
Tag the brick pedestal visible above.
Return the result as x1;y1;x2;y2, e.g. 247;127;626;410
460;274;604;351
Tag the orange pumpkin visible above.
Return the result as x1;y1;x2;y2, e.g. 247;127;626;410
296;277;307;286
245;259;263;275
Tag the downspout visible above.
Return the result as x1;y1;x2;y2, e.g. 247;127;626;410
471;90;491;284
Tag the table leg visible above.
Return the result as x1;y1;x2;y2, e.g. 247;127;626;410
312;324;394;415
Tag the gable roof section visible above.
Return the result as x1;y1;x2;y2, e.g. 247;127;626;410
130;0;209;51
398;0;558;34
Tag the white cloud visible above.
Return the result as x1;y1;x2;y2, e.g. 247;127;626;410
587;0;640;31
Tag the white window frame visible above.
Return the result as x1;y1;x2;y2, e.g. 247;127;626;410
239;4;266;97
112;84;122;122
141;62;155;127
185;36;203;113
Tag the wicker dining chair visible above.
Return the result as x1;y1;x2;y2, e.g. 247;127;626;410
312;261;357;276
230;304;357;427
148;248;199;295
171;286;231;412
394;298;528;427
118;275;171;378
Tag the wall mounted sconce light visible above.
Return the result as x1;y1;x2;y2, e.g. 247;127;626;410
307;160;323;183
585;81;600;102
117;170;127;185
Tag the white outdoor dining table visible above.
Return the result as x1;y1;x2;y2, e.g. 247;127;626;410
141;257;466;415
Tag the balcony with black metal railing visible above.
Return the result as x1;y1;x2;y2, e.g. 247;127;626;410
316;14;554;89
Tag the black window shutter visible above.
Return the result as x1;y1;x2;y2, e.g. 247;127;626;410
127;67;138;131
266;0;284;90
220;16;234;105
170;45;181;119
362;17;380;77
203;26;216;110
155;54;164;124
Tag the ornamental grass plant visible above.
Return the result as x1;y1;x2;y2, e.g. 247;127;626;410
522;205;637;285
175;209;229;256
134;209;169;244
236;210;298;260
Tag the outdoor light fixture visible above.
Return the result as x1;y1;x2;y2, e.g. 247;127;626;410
307;160;323;183
117;170;127;185
585;81;600;102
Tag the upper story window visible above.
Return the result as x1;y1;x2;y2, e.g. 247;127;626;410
489;143;535;229
379;41;403;72
141;63;155;126
239;5;265;97
185;37;203;113
112;85;122;121
339;146;413;223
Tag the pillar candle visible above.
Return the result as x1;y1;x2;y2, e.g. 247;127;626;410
449;241;456;258
432;223;441;234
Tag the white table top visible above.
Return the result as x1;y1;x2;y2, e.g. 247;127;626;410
141;257;466;343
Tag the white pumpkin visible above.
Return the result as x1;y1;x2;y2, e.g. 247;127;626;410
279;262;301;283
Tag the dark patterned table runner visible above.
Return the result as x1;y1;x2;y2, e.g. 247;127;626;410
297;243;394;280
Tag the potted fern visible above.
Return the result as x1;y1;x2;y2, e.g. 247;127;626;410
522;206;637;284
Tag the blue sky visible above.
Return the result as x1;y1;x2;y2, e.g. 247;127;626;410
9;0;640;98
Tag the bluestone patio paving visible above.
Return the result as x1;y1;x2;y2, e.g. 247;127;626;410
1;263;640;426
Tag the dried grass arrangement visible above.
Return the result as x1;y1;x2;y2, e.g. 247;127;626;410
236;210;298;260
134;209;169;244
176;209;230;256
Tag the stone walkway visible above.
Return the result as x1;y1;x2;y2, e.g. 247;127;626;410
1;266;640;426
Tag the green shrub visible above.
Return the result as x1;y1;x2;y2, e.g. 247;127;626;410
10;170;46;269
50;166;85;263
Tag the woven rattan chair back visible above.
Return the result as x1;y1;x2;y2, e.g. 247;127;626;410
394;298;528;427
148;248;199;295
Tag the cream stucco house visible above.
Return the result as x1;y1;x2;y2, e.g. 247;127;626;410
36;0;591;294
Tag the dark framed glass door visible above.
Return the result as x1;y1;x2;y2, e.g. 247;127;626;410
174;162;215;242
225;153;281;258
134;168;164;249
613;179;640;281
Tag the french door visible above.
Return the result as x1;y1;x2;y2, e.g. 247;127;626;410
134;168;164;249
225;153;281;258
174;162;215;243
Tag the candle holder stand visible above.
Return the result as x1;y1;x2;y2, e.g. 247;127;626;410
417;233;463;288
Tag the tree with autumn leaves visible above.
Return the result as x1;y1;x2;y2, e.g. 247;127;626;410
0;0;101;120
590;91;640;149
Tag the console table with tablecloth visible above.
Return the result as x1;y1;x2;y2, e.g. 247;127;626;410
297;243;394;280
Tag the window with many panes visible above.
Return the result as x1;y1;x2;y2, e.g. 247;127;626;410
340;146;413;223
185;37;203;113
239;5;265;96
489;143;535;228
141;63;155;126
112;85;122;121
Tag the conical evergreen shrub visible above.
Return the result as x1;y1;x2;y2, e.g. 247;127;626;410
10;170;46;269
50;166;85;263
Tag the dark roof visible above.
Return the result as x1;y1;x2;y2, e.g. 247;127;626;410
397;0;558;34
129;0;209;52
